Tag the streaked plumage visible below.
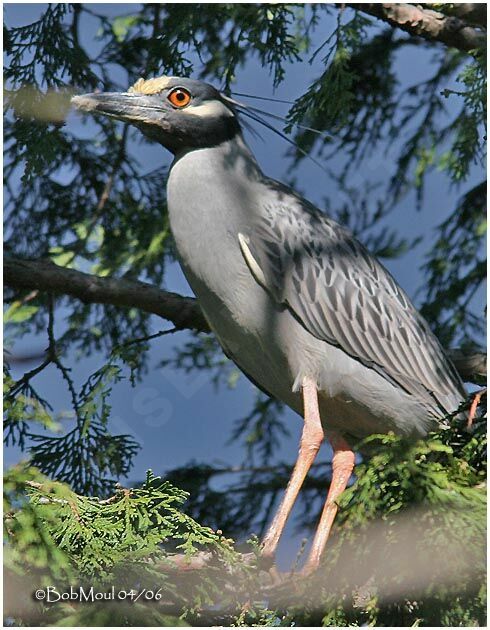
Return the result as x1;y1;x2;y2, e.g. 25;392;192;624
166;134;465;441
72;76;466;573
237;181;464;417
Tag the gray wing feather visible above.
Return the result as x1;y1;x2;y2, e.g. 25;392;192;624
240;189;466;416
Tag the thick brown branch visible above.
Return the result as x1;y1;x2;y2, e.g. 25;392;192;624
431;3;487;29
4;256;209;332
350;3;485;52
4;257;485;380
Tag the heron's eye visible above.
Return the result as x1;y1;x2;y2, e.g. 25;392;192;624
168;88;191;108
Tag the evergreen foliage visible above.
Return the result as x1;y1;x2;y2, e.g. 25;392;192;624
3;3;486;626
5;419;486;626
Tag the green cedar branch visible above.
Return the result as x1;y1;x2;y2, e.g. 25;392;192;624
4;256;485;381
349;3;485;52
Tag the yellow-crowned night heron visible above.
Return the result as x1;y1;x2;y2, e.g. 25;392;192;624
72;77;466;574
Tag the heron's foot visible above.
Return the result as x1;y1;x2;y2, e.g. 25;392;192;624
257;549;276;571
238;551;257;565
298;558;320;578
251;548;289;585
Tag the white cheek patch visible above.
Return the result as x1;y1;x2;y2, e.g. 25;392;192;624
186;101;234;118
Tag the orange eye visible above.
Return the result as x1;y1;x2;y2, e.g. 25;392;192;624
168;88;191;108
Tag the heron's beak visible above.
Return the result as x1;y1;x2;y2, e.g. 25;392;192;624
71;92;169;129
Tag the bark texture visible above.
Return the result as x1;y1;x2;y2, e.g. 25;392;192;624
5;256;485;380
351;3;485;52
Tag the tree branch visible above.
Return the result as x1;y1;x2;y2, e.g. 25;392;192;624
431;4;487;29
4;256;209;332
4;257;486;380
349;3;485;52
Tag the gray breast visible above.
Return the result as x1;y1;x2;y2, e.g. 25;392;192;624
166;137;466;441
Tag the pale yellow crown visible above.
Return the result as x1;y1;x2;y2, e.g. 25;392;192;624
128;76;172;95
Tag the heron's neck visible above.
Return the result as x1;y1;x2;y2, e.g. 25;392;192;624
171;132;263;181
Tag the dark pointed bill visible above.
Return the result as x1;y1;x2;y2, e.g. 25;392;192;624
71;92;167;126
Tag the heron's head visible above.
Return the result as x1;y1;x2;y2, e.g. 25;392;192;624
71;76;240;154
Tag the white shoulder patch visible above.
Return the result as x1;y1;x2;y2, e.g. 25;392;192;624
238;232;267;287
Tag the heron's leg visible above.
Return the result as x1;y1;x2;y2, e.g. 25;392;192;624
467;388;485;429
261;377;324;562
302;432;355;575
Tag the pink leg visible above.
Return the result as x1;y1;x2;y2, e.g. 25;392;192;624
261;377;324;561
467;388;485;429
302;432;355;575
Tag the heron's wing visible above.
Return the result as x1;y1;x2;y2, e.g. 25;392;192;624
239;188;465;415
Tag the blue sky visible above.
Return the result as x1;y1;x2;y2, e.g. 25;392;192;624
5;4;484;567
